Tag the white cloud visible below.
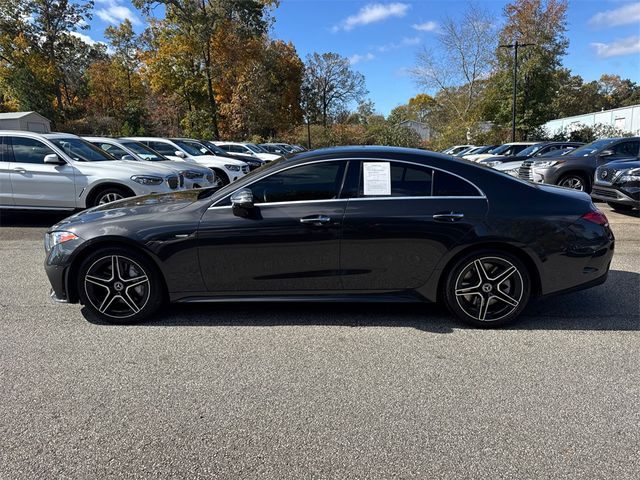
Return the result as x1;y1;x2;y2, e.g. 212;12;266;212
96;0;141;26
412;21;439;32
349;52;375;65
333;3;410;32
378;36;421;52
591;35;640;58
70;31;100;46
588;3;640;28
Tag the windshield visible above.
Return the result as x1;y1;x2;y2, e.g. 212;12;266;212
517;144;544;157
50;138;114;161
121;141;168;161
566;139;613;157
203;142;229;156
489;144;514;155
245;143;266;153
173;140;209;157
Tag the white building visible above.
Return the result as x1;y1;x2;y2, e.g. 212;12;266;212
543;104;640;137
398;120;433;141
0;111;51;133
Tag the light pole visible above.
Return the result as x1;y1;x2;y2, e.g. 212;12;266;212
499;40;534;142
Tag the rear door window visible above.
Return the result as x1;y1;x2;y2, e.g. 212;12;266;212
433;170;480;196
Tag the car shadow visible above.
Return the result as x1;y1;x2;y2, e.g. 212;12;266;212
82;270;639;333
0;210;72;228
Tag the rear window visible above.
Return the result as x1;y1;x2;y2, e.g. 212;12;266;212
433;170;479;196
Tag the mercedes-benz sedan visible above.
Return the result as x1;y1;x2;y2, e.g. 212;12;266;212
44;147;614;327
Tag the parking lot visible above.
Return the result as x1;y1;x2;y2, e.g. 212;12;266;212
0;205;638;478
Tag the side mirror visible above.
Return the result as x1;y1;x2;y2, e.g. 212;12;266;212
44;153;62;164
175;151;187;159
121;154;135;161
230;188;254;209
599;149;614;157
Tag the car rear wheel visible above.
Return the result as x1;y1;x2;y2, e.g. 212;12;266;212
558;174;588;192
212;169;230;186
92;187;131;206
607;202;635;212
443;250;531;328
77;248;163;324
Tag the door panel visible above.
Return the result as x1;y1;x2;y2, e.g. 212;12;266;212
198;201;346;292
8;137;77;208
340;198;488;290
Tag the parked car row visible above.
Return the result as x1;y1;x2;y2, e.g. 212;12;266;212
0;131;306;211
443;138;639;211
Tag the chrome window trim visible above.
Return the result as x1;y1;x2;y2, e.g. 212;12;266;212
208;157;487;210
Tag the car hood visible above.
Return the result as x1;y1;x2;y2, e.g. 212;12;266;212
50;190;210;231
597;157;640;169
494;160;525;171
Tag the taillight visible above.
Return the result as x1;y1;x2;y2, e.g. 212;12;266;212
581;210;609;227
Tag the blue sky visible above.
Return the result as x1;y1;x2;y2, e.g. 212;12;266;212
79;0;640;116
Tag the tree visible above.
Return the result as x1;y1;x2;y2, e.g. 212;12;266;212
303;52;367;127
483;0;568;138
412;2;496;130
134;0;275;139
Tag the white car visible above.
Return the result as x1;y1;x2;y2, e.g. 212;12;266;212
128;137;249;185
441;145;474;156
213;141;281;162
84;137;215;189
465;142;536;162
0;131;184;210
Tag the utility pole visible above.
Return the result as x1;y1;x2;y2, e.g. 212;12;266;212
499;40;534;142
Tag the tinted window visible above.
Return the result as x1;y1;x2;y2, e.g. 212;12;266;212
10;137;55;164
433;170;480;196
389;163;432;196
148;141;178;156
120;141;167;161
173;140;207;156
50;138;114;161
612;141;639;156
250;161;346;203
0;137;13;162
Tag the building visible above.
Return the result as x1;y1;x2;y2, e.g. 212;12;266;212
398;120;432;141
0;111;51;133
543;104;640;137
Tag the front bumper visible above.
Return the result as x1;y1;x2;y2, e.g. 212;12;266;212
591;184;640;206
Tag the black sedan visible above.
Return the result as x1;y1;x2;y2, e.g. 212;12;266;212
44;147;614;327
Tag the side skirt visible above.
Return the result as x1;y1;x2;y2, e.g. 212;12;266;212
174;291;429;304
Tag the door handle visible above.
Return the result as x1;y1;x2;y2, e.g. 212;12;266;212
433;212;465;222
12;167;27;173
300;215;332;226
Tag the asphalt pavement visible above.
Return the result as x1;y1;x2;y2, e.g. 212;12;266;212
0;205;638;479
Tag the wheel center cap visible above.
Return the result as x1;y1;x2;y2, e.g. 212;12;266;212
482;283;493;293
113;281;124;292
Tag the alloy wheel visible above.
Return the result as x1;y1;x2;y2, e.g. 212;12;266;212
454;256;524;322
98;192;125;204
559;176;584;191
84;255;150;319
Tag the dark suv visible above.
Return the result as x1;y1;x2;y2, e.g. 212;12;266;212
591;157;640;211
518;137;640;192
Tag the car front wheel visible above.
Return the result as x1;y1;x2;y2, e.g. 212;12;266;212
77;248;163;324
443;250;531;328
558;174;588;192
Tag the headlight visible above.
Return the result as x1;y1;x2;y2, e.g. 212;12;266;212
532;160;559;168
45;231;79;251
131;175;164;185
619;168;640;183
484;160;502;168
181;170;203;179
224;164;241;172
505;168;520;177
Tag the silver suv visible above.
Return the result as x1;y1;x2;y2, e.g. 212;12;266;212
0;131;184;210
84;137;216;189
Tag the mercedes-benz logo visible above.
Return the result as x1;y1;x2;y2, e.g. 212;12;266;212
482;283;493;293
113;281;124;292
601;170;608;179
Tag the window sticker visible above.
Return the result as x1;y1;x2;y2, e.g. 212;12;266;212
363;162;391;196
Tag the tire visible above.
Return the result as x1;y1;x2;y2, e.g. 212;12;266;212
91;186;131;207
212;169;230;186
76;247;164;324
557;173;589;192
443;250;531;328
607;202;635;212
